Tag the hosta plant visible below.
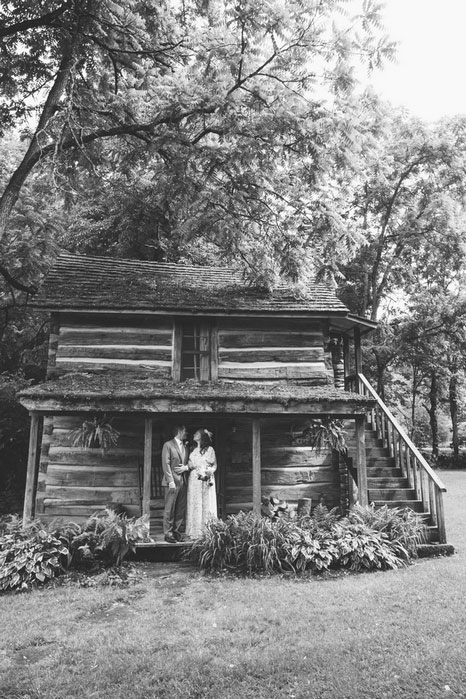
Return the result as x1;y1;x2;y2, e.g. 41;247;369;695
0;525;70;591
346;504;428;558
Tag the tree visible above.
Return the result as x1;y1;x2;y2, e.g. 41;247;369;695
0;0;395;293
338;108;466;321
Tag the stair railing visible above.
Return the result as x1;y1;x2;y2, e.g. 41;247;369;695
346;373;447;543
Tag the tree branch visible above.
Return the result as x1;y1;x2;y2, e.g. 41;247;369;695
0;264;37;295
0;3;70;38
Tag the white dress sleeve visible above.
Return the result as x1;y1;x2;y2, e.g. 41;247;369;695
205;447;217;473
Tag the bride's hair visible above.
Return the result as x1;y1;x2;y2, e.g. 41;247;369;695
198;429;213;454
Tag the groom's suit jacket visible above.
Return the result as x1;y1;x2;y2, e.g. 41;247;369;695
161;438;189;488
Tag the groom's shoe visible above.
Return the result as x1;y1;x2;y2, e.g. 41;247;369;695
175;533;187;542
164;534;177;543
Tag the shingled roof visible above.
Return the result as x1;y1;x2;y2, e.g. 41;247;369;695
32;253;351;315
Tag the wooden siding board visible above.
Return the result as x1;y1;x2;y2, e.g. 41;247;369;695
218;348;324;363
57;346;172;361
59;329;172;345
46;465;138;487
218;364;329;380
218;332;323;348
44;486;140;504
217;318;324;332
55;361;171;374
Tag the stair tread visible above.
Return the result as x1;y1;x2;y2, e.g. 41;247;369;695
367;478;410;486
371;499;426;513
369;488;417;501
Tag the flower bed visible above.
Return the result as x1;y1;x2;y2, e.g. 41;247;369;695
186;504;428;575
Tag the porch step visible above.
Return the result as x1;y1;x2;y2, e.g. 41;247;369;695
371;499;425;513
368;488;416;501
365;447;392;457
367;456;395;468
366;466;402;479
367;477;410;488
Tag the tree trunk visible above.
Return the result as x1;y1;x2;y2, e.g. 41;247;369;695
0;7;84;294
410;365;418;440
428;371;439;460
375;356;385;401
0;40;77;246
449;371;459;460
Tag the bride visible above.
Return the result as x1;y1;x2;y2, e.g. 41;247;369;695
186;428;217;538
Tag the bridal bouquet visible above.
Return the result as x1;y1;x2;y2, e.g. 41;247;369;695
197;468;214;486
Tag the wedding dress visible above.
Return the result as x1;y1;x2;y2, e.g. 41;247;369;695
186;446;217;538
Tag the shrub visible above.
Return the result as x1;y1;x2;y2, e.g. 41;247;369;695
0;521;70;591
333;522;408;572
54;508;151;567
187;505;417;576
0;375;30;504
0;509;151;592
283;526;339;573
189;512;295;574
347;504;427;558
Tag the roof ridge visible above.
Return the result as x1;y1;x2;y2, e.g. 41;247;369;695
54;252;243;275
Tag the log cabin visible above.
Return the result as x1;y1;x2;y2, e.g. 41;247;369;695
19;254;447;543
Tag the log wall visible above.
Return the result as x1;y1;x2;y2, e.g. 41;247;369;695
225;417;340;516
34;415;343;531
55;317;173;376
36;415;144;523
52;314;339;385
217;319;333;384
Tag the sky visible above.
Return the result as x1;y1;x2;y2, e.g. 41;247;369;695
367;0;466;121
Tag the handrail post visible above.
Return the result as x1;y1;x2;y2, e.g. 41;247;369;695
252;419;262;514
355;414;368;506
436;490;447;544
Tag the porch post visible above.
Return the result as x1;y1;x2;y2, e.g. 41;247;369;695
252;419;261;514
343;334;350;382
355;414;368;506
354;327;362;393
354;327;362;373
23;412;41;525
143;417;153;522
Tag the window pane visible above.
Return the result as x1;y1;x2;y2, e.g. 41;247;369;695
180;322;209;381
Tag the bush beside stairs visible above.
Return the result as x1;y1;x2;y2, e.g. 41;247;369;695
348;429;442;546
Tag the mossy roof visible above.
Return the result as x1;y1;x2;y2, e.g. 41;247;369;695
19;372;375;412
32;253;351;315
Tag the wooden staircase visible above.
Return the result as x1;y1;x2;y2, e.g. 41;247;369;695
347;374;447;544
363;429;439;541
365;429;423;510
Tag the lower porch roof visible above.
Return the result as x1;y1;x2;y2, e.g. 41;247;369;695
18;372;376;415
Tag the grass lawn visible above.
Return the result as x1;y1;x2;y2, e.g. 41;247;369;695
1;471;465;699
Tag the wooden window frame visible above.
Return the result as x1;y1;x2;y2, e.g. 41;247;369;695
173;318;218;382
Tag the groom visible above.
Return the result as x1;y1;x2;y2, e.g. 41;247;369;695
161;425;189;543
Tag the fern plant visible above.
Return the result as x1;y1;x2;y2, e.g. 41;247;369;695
301;418;347;455
69;414;120;450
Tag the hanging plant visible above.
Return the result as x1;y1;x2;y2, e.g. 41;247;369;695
69;414;120;451
296;418;347;455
